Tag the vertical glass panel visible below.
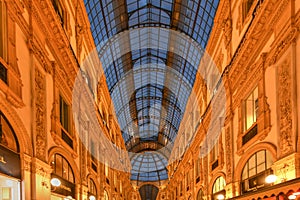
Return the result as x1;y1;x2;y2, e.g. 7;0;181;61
62;158;68;180
55;154;63;177
242;165;248;180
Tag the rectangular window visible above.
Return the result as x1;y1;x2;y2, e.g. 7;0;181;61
0;1;7;61
60;95;69;132
212;141;219;161
2;187;11;200
244;87;258;131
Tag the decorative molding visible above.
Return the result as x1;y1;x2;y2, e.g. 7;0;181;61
277;59;294;157
225;126;232;182
266;27;299;66
35;68;47;161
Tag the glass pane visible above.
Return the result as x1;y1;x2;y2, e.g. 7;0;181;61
249;167;256;177
69;166;74;183
62;159;68;180
242;166;247;180
256;150;265;165
55;154;63;177
257;163;265;174
248;155;255;170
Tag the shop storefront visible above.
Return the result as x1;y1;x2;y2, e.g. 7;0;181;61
0;112;21;200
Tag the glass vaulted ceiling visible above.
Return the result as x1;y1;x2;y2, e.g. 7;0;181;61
84;0;219;183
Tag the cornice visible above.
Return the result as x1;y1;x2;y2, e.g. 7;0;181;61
35;0;78;89
206;0;230;56
228;0;282;89
266;26;299;66
6;0;30;38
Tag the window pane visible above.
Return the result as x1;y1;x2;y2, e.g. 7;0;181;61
257;163;265;174
55;154;63;177
69;166;74;183
242;166;247;180
256;150;265;165
62;159;68;179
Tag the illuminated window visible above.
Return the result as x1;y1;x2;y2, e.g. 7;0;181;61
197;189;204;200
50;154;75;183
212;176;226;200
0;112;19;152
241;150;273;194
60;95;70;132
244;86;258;131
104;190;109;200
88;178;97;198
212;176;225;194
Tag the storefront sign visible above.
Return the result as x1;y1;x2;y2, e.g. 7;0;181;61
0;145;21;179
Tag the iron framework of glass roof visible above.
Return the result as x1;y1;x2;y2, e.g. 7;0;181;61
84;0;219;184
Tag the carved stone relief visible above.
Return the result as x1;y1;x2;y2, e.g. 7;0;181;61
35;68;47;161
225;126;232;181
277;59;293;157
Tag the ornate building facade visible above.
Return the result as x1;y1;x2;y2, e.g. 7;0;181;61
0;0;299;200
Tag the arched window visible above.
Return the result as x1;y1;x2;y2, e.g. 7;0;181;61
88;178;97;200
241;150;273;194
104;189;109;200
50;153;75;198
197;189;204;200
0;112;19;152
212;176;226;200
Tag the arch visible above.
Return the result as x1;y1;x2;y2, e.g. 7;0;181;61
139;184;159;200
197;187;204;200
48;146;80;184
0;96;33;155
87;173;99;198
87;176;98;199
234;142;277;182
209;171;226;195
104;189;109;200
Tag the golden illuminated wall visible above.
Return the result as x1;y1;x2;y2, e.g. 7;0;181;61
0;0;135;199
162;0;300;200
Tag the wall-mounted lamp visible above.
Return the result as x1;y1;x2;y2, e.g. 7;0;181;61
89;195;96;200
217;194;225;200
64;196;73;200
50;178;61;187
265;174;277;184
288;195;296;200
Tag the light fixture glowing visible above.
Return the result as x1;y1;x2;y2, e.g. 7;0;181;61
64;196;73;200
89;195;96;200
288;195;296;200
265;174;277;184
50;178;61;187
293;192;300;195
217;194;225;200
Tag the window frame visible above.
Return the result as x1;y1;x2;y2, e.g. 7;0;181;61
240;150;273;194
243;86;258;132
59;95;70;133
50;153;75;183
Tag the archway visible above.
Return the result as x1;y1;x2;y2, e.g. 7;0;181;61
139;184;159;200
